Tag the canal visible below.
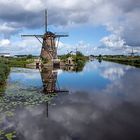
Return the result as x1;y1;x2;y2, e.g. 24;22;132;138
0;60;140;140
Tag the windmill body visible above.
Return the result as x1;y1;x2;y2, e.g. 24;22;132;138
41;32;56;61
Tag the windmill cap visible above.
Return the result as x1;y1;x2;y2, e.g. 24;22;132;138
45;31;55;36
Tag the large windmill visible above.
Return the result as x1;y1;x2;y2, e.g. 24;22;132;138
22;10;68;66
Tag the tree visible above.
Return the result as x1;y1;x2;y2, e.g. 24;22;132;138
27;54;33;59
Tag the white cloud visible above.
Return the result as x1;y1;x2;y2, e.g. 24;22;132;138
0;38;41;55
100;34;125;49
0;0;140;54
57;40;96;55
102;67;125;81
0;39;10;46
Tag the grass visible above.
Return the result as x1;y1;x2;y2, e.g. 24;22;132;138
102;55;140;67
1;57;34;67
0;61;10;92
0;57;34;93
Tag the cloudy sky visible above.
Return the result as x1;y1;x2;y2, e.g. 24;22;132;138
0;0;140;55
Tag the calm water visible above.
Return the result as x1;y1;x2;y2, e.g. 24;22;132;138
0;60;140;140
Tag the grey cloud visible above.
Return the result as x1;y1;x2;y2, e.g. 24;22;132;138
0;0;140;48
112;0;140;12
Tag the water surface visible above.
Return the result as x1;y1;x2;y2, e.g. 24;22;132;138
0;60;140;140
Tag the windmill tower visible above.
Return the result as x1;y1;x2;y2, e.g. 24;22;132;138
22;10;68;66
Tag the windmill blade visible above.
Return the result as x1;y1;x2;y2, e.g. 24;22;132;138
45;9;47;33
21;35;43;44
21;35;43;38
35;36;43;44
69;51;73;54
128;52;138;54
55;34;69;38
56;37;60;48
55;32;69;38
67;50;74;54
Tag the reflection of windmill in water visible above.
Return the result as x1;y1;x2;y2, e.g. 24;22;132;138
22;10;68;67
40;68;69;117
40;68;68;94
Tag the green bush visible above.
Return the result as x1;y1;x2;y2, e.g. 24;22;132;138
0;62;10;85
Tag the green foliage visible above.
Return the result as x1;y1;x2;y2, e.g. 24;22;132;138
76;51;84;57
74;52;87;67
0;62;10;85
8;58;31;67
41;57;48;64
5;132;16;140
0;61;10;93
0;130;16;140
59;51;88;72
59;53;71;62
27;54;33;59
98;54;102;58
59;51;88;64
102;55;140;67
0;57;34;93
0;57;34;67
0;57;32;91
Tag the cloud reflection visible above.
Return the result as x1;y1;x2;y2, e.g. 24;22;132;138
13;87;140;140
1;61;140;140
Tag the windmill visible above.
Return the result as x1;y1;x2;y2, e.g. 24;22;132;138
128;48;138;56
21;10;68;67
67;47;78;55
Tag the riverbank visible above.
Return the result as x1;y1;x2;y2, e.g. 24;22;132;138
59;51;88;68
102;55;140;67
0;57;34;67
0;62;10;92
0;57;34;93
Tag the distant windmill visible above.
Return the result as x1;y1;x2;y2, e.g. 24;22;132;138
67;50;73;55
67;47;78;55
128;48;138;56
21;10;68;66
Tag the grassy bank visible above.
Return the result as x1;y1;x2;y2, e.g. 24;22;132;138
59;51;88;65
0;57;34;67
59;51;88;71
0;62;10;92
102;55;140;67
0;57;34;92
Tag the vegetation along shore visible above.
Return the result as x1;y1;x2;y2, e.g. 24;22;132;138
98;55;140;67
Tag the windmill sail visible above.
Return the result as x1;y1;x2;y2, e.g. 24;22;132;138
45;9;47;33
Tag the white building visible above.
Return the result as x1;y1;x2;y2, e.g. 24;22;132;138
0;53;10;57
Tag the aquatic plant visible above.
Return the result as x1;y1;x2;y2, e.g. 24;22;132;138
5;131;16;140
0;90;57;139
0;130;16;140
0;92;56;112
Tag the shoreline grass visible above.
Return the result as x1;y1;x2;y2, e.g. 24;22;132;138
102;56;140;67
0;57;34;93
